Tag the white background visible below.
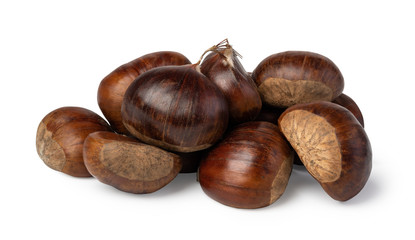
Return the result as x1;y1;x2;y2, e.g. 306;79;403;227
1;0;414;239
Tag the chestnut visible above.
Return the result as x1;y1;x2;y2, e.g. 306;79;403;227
252;51;344;108
36;107;112;177
200;39;262;124
98;51;191;134
291;93;365;166
278;101;372;201
83;131;182;193
198;121;294;209
332;93;364;127
121;64;229;153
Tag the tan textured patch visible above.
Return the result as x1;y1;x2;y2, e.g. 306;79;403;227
279;110;342;183
36;122;66;171
258;78;333;107
100;142;174;181
270;154;293;204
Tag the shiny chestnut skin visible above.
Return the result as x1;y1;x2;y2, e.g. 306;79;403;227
122;64;229;153
198;121;294;209
278;101;372;201
36;107;112;177
83;131;182;193
201;45;262;124
252;51;344;108
98;51;191;134
292;93;365;166
332;93;364;127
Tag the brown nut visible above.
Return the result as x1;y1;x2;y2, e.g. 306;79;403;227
200;40;262;124
83;131;182;193
121;64;229;153
198;121;294;209
98;51;191;134
252;51;344;108
332;93;364;127
36;107;112;177
278;101;372;201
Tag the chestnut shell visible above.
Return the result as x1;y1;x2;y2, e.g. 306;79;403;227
199;121;294;209
252;51;344;107
83;131;182;193
122;65;229;153
36;107;112;177
332;93;364;127
278;101;372;201
98;51;191;134
201;48;262;124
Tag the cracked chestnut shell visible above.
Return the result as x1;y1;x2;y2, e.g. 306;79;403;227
36;107;112;177
278;101;372;201
98;51;191;134
121;64;229;153
83;131;182;193
252;51;344;108
201;46;262;124
198;121;294;209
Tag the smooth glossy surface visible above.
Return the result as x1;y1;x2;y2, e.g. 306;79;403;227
98;51;191;134
122;65;229;153
199;121;294;209
201;47;262;124
252;51;344;107
332;93;364;127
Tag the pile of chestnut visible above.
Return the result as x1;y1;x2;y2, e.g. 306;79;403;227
36;39;372;209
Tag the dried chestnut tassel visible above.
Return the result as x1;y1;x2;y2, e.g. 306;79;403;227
201;39;262;124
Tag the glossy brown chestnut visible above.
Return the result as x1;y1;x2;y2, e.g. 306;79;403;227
121;64;229;153
36;107;112;177
83;131;182;193
200;42;262;124
252;51;344;108
278;101;372;201
332;93;364;127
98;51;191;134
292;94;365;166
198;121;294;209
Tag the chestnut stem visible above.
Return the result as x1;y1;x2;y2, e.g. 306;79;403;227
195;38;241;65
